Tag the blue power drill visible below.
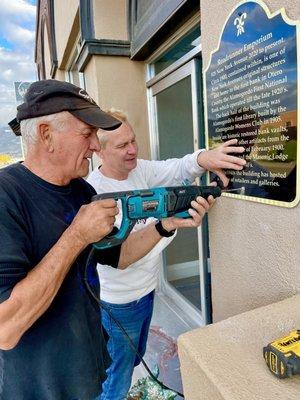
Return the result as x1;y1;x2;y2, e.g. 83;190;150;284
92;185;221;249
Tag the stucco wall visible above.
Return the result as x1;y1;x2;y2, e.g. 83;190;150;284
93;0;128;41
201;0;300;322
179;293;300;399
89;0;150;159
43;25;51;78
89;56;150;160
83;57;100;100
49;0;149;161
53;69;65;81
53;0;79;66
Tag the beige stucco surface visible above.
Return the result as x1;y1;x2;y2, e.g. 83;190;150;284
178;293;300;400
50;0;149;161
54;0;79;66
93;0;128;41
90;56;150;160
83;57;100;101
201;0;300;322
43;26;51;78
53;69;65;81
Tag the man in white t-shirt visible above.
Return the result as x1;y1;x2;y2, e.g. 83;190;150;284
87;110;245;400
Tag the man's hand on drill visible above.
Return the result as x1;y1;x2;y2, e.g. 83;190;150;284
197;138;246;187
161;195;215;231
69;199;119;246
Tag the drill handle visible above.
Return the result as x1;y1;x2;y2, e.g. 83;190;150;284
170;185;222;218
199;185;222;199
91;192;136;250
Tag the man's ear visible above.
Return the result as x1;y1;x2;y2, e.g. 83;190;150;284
37;123;54;152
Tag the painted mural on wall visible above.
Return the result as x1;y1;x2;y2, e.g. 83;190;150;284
205;0;299;207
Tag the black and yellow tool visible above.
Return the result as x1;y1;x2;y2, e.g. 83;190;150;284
263;330;300;379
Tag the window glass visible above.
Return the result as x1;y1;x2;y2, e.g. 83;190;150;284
66;41;85;89
155;75;201;310
153;26;200;75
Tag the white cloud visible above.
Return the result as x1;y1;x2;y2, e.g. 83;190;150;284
0;47;36;81
0;46;36;125
0;0;36;128
3;22;36;47
0;0;36;22
3;69;14;80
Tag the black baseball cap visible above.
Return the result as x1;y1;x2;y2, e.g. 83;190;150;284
9;79;121;135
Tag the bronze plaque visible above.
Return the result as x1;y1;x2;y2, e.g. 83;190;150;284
205;1;299;206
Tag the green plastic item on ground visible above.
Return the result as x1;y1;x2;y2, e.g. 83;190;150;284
127;366;178;400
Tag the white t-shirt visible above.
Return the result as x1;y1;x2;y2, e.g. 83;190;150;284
87;151;205;303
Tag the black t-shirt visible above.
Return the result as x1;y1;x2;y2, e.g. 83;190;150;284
0;163;120;400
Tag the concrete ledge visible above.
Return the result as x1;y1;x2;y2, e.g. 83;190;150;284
178;294;300;400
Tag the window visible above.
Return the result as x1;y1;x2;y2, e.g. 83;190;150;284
65;38;86;89
147;23;211;325
153;25;200;75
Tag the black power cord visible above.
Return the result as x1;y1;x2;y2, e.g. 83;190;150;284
84;248;184;399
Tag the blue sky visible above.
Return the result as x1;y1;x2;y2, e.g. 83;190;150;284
0;0;36;127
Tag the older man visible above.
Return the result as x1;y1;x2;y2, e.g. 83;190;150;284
0;80;212;400
87;109;246;399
